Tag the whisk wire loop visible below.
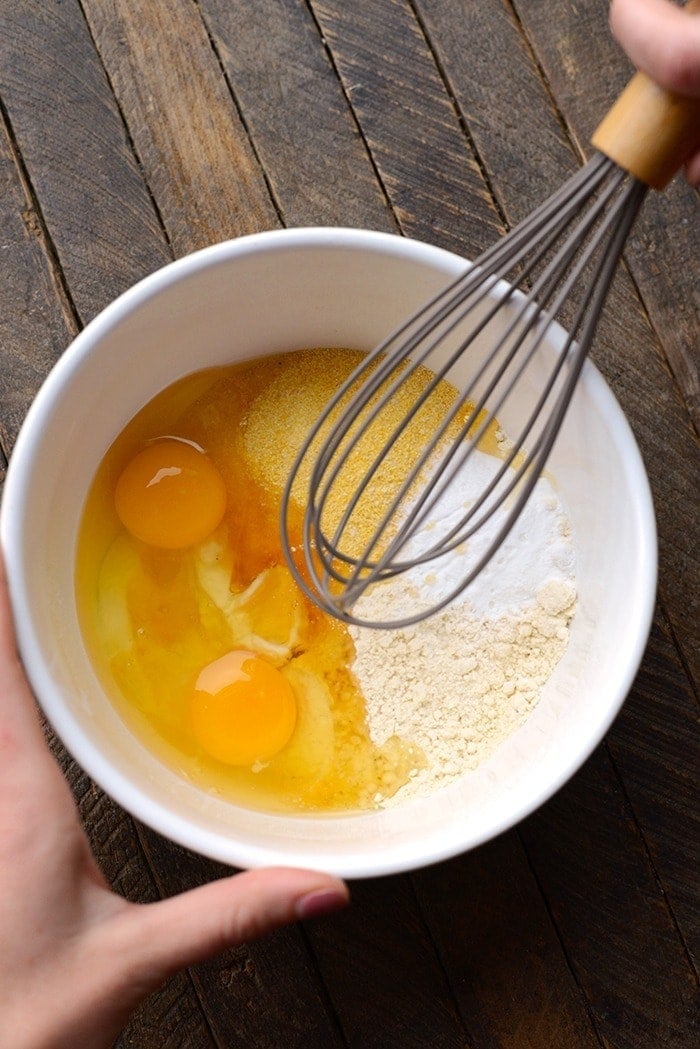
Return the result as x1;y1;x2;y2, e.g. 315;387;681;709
281;154;648;628
310;159;622;579
317;164;632;577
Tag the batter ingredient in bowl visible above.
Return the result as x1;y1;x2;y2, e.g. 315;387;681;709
75;347;576;813
351;437;577;801
114;439;227;548
352;535;576;802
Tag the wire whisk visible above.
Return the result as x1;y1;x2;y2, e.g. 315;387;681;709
280;60;700;630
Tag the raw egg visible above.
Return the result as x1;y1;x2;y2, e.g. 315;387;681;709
76;350;433;813
190;650;297;766
114;438;226;549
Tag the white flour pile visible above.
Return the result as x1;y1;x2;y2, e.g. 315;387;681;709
349;449;577;803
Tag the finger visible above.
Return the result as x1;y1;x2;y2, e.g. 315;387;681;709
685;147;700;184
610;0;700;96
107;867;349;987
0;551;52;756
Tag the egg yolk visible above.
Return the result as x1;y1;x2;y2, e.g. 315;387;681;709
189;650;297;766
114;439;226;549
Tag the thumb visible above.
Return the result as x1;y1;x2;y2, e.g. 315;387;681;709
110;866;349;986
610;0;700;97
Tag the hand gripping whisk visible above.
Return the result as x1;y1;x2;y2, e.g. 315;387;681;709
281;35;700;630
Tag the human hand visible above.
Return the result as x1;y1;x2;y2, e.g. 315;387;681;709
610;0;700;183
0;553;349;1049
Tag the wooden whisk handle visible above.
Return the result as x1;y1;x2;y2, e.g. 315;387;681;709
592;0;700;188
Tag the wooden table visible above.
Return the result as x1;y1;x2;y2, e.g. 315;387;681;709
1;2;698;1046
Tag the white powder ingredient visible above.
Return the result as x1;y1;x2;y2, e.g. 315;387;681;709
349;450;577;802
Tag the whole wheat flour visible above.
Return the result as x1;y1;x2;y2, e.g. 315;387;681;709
349;459;577;802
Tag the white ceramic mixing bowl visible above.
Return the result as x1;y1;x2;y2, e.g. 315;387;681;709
0;228;656;878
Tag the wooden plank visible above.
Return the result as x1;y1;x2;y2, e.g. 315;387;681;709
0;0;171;323
199;0;394;231
136;829;346;1049
415;0;578;219
0;7;225;1043
2;4;697;1048
412;0;700;702
413;834;602;1049
80;0;279;257
607;612;700;968
0;107;75;442
520;736;699;1049
309;0;502;259
513;0;700;432
305;874;471;1048
587;272;700;687
0;87;216;1046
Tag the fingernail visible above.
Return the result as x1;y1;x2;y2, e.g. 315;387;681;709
296;887;349;921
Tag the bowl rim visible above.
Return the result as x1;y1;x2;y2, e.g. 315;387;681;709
0;226;657;878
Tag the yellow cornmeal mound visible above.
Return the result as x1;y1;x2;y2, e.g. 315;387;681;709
242;347;496;557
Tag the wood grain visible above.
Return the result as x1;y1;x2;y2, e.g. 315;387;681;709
0;0;170;323
81;0;279;257
521;737;699;1049
414;0;578;220
0;0;697;1045
199;0;394;232
0;5;218;1043
515;0;700;431
413;834;602;1049
305;874;471;1048
607;612;700;969
310;0;503;260
0;105;75;441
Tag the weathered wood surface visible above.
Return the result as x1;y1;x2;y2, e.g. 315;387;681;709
0;1;697;1046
